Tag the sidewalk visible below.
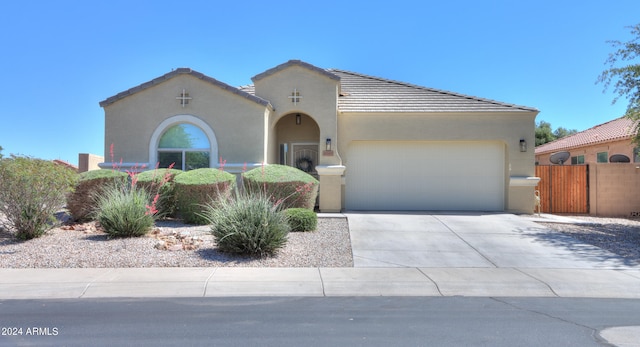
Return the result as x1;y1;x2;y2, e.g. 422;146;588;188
1;266;640;299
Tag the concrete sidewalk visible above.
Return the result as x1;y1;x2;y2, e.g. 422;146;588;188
1;267;640;299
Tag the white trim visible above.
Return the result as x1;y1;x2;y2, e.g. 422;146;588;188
98;162;151;172
315;165;346;176
149;115;218;169
509;176;541;187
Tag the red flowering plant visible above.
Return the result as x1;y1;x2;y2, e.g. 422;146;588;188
93;144;175;237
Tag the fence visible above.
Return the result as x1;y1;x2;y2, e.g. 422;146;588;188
535;165;589;214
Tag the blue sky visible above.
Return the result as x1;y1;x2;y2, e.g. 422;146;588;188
0;0;638;165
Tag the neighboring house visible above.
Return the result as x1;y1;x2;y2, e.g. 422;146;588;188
78;153;104;173
535;117;639;165
99;60;539;213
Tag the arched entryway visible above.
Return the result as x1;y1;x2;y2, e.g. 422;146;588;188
275;113;320;174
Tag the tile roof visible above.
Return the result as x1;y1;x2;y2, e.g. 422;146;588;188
535;117;639;154
99;68;270;108
101;61;538;115
242;66;538;113
330;69;538;113
53;159;78;172
252;60;340;82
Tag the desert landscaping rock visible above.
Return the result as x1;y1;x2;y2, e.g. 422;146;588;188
0;218;352;268
1;214;639;269
540;216;640;261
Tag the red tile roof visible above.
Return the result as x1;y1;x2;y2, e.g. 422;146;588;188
535;117;639;154
53;159;78;172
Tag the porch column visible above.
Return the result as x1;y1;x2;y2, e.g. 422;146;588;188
316;165;346;213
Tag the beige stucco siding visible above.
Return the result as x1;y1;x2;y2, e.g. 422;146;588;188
338;111;537;212
104;75;268;165
255;65;341;166
338;112;536;175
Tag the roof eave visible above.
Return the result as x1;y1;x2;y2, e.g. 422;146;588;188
251;60;341;83
99;68;271;109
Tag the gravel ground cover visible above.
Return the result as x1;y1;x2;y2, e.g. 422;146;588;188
0;217;353;268
539;216;640;261
2;214;639;269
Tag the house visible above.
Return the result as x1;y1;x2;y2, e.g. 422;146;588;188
99;60;539;213
53;159;78;172
535;117;639;165
78;153;104;173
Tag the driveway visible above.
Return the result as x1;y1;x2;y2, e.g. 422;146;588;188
346;212;639;269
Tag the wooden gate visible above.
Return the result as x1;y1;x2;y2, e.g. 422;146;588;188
534;165;589;214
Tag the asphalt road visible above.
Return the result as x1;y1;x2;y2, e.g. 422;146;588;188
1;297;639;346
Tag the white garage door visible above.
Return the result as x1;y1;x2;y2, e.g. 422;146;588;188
345;141;505;211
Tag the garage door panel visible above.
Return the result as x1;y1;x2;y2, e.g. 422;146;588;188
345;141;504;211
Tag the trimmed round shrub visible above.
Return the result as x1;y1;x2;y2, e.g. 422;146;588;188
242;165;319;210
174;168;236;225
0;157;78;240
67;170;128;222
285;208;317;232
136;168;183;219
94;183;155;237
206;193;290;257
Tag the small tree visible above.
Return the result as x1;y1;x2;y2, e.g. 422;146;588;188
553;127;578;139
535;121;578;146
598;23;640;141
535;121;556;146
0;156;78;239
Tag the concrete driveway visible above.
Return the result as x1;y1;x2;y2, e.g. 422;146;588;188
346;212;640;269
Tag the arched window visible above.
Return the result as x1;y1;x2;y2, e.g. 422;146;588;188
157;123;210;170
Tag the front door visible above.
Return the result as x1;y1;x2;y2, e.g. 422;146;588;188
291;142;319;174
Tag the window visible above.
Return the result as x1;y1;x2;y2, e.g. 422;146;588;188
571;155;585;165
634;147;640;163
158;124;210;170
597;151;608;163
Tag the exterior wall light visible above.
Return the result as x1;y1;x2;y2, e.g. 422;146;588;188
520;139;527;152
296;114;301;125
326;138;332;151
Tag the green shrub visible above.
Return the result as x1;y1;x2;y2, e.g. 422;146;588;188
242;164;319;210
205;192;290;257
94;182;155;237
67;170;128;222
136;168;183;219
174;168;236;225
0;157;78;240
285;208;317;232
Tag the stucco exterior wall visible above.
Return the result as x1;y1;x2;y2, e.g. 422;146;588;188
103;75;268;167
337;112;538;213
255;65;341;166
275;114;320;145
78;153;104;173
535;138;637;165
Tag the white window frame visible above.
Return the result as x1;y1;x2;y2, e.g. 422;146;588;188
149;115;218;169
